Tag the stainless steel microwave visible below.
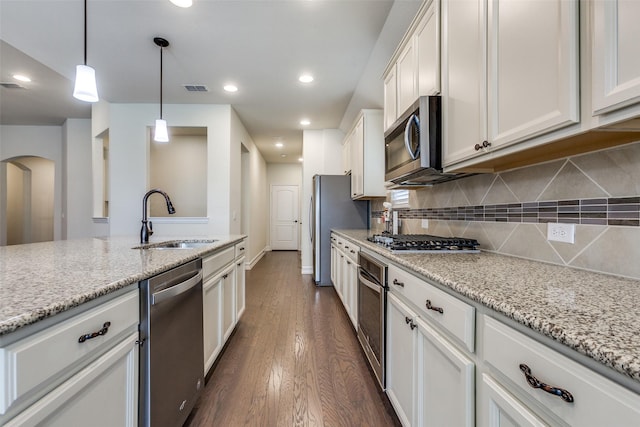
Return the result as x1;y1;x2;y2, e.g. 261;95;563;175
384;96;471;186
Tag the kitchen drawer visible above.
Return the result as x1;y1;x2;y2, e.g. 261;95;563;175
388;264;475;352
234;240;246;259
0;290;139;415
483;316;640;426
342;241;359;263
203;247;234;279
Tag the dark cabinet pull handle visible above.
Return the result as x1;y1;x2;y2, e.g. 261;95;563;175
78;322;111;343
393;279;404;288
350;250;356;254
425;300;444;314
239;247;245;251
410;321;417;330
474;141;491;151
519;364;574;403
405;316;412;324
404;316;417;330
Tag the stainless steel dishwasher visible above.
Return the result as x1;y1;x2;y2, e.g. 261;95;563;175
139;258;204;427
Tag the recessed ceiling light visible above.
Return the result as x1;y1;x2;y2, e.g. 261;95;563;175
299;74;314;83
13;74;31;82
169;0;192;7
300;119;311;126
223;84;238;92
298;157;304;162
281;154;287;158
275;142;284;148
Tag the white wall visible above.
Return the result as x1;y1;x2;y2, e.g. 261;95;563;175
232;108;268;267
107;103;231;238
267;163;303;249
62;119;94;239
300;129;344;274
0;125;63;241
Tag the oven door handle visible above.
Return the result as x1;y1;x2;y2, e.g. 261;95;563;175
358;269;382;294
152;270;203;305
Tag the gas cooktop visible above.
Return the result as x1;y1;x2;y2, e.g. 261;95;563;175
367;234;480;253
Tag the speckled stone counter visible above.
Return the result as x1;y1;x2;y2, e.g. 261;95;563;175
333;229;640;386
0;235;245;337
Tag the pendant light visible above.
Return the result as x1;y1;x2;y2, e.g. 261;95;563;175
73;0;99;102
153;37;170;143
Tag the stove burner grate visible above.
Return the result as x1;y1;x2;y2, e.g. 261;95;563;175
367;234;480;253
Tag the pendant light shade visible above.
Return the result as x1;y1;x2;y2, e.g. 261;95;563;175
170;0;193;7
73;64;99;102
73;0;99;102
153;37;170;143
154;119;169;142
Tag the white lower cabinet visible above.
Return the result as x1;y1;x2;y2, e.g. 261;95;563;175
416;316;474;427
202;242;246;375
330;234;359;331
387;291;475;427
5;332;139;427
479;373;547;427
386;292;417;426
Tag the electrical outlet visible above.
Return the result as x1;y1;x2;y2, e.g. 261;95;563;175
421;219;429;229
547;223;575;244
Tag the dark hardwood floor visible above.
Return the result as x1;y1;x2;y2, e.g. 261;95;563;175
187;251;400;427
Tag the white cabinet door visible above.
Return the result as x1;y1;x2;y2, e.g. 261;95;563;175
384;67;398;131
479;374;548;427
5;333;138;427
350;116;364;198
487;0;579;147
441;0;487;167
415;317;475;427
342;132;352;175
397;40;418;117
235;257;246;320
221;265;237;342
203;272;223;374
416;0;440;97
592;0;640;115
386;292;417;426
345;257;358;330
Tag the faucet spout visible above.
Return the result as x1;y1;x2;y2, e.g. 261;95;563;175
141;189;176;243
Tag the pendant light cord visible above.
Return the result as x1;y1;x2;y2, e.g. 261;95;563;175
83;0;87;65
160;45;163;119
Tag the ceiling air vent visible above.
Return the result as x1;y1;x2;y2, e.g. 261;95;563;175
1;82;25;89
183;84;208;92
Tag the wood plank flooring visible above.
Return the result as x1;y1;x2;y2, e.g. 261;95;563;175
186;251;400;427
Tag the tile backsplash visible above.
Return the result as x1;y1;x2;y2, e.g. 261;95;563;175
372;141;640;280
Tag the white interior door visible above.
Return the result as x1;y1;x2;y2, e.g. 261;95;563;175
270;185;299;250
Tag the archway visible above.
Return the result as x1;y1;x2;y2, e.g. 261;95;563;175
1;156;54;245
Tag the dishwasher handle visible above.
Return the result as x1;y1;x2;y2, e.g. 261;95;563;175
152;270;203;305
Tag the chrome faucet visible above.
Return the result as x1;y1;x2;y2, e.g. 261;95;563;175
141;189;176;243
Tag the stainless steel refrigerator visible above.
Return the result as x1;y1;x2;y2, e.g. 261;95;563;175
311;175;369;286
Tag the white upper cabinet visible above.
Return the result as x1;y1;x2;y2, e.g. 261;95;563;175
384;67;398;131
487;0;579;147
346;110;385;199
592;0;640;116
397;41;418;118
443;0;580;169
441;0;487;168
383;0;440;131
416;0;440;97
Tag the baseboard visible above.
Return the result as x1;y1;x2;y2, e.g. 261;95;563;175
246;248;266;270
301;265;313;275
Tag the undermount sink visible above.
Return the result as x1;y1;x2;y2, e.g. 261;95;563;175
134;240;218;250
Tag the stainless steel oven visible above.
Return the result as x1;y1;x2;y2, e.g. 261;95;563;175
357;251;387;389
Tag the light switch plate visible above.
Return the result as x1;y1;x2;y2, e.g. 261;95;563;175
547;223;575;244
421;219;429;229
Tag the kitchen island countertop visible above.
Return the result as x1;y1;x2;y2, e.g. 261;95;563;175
0;235;245;337
334;229;640;387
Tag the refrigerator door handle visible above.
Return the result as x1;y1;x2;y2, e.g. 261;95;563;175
308;196;313;243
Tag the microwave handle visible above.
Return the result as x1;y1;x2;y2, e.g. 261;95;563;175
404;113;420;160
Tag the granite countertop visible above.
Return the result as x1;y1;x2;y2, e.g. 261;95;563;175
333;229;640;386
0;235;245;337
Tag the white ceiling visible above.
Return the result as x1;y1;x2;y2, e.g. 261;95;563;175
0;0;420;163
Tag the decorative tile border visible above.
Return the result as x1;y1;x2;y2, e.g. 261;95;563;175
373;197;640;227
